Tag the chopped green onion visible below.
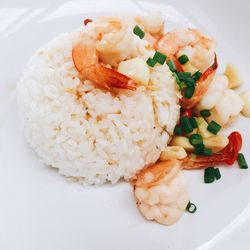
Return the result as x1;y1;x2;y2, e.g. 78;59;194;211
133;25;145;39
207;121;221;135
184;86;195;99
204;167;215;183
200;109;211;118
193;144;205;155
237;153;248;169
174;125;182;135
146;57;157;67
189;134;203;146
177;72;191;80
178;54;189;65
167;60;177;72
172;72;180;84
186;201;197;213
214;168;221;180
184;77;196;87
203;148;212;156
179;82;187;90
153;51;167;65
180;116;193;134
189;117;198;128
192;71;202;81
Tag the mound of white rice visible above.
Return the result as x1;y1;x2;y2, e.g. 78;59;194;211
17;29;180;185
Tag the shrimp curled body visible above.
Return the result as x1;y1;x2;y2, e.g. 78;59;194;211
134;160;189;226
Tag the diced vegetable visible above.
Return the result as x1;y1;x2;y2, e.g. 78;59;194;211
180;116;193;134
118;58;149;86
189;134;203;147
240;91;250;117
214;168;221;180
237;153;248;169
84;18;93;25
146;57;157;67
224;63;242;88
184;86;195;99
189;117;198;128
204;167;215;183
167;60;177;72
196;117;214;138
178;54;189;65
186;202;197;213
133;25;145;39
203;135;229;153
170;136;194;152
203;148;212;156
153;51;167;65
193;144;205;155
192;71;202;81
200;109;211;118
207;121;222;135
174;125;182;135
160;146;187;161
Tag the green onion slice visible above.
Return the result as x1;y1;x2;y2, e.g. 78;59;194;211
133;25;145;39
184;86;195;99
189;117;198;128
186;202;197;213
237;153;248;169
200;109;211;118
177;72;191;80
178;54;189;65
167;60;177;72
192;71;202;81
146;57;157;67
193;144;205;155
207;121;221;135
214;168;221;180
189;134;203;146
203;148;212;156
204;167;215;183
174;125;182;135
153;51;167;65
180;116;193;134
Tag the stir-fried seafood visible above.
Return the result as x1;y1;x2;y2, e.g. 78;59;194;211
72;37;136;90
134;131;242;224
134;160;189;225
156;28;215;72
197;75;244;126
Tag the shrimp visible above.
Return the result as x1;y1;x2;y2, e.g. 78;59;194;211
134;160;189;226
156;28;218;108
135;12;164;39
134;132;242;225
180;54;218;109
156;28;215;72
197;75;244;126
72;36;136;91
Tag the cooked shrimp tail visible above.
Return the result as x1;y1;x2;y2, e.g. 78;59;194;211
72;42;136;91
180;54;218;109
90;64;136;90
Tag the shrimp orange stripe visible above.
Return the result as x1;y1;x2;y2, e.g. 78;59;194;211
180;53;218;109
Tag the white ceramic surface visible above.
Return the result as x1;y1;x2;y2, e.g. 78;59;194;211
0;0;250;249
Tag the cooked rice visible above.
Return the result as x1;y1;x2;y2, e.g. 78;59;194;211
17;25;180;185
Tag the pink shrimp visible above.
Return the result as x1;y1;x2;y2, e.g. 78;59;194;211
72;37;136;91
155;28;218;108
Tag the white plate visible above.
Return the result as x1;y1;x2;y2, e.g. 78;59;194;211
0;1;250;249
